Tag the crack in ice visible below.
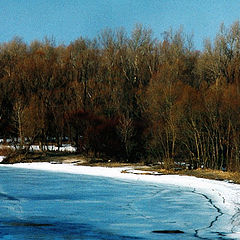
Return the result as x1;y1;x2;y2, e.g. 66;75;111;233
192;188;224;239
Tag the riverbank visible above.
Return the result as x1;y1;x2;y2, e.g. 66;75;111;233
1;161;240;238
3;150;240;184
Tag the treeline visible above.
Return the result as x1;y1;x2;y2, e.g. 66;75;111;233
1;22;240;170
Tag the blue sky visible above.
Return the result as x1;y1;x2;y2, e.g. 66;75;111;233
1;0;240;50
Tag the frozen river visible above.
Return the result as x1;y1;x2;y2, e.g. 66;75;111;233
0;166;236;239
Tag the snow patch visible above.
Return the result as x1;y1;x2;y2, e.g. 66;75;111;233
29;144;76;152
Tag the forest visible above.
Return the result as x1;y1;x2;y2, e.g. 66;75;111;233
1;22;240;171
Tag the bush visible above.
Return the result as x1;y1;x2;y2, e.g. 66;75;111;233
164;158;175;170
0;146;14;156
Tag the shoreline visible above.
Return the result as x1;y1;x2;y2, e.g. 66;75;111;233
1;161;240;238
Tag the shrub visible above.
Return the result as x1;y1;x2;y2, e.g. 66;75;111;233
0;146;14;156
164;158;175;170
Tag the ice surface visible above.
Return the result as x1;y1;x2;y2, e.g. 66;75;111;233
1;162;240;238
0;167;222;239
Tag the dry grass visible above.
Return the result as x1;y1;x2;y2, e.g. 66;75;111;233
0;146;14;156
180;168;240;184
79;159;137;168
135;166;240;184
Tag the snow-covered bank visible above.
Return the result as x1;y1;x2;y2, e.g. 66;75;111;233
1;162;240;238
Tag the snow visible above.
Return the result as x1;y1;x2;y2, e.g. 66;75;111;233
0;156;4;163
1;162;240;238
29;144;76;152
0;140;77;152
